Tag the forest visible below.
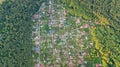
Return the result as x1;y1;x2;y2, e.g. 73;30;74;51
0;0;45;66
0;0;120;67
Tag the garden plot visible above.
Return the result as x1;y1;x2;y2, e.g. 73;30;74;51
32;0;91;67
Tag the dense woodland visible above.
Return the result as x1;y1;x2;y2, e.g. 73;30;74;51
0;0;120;67
0;0;45;66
